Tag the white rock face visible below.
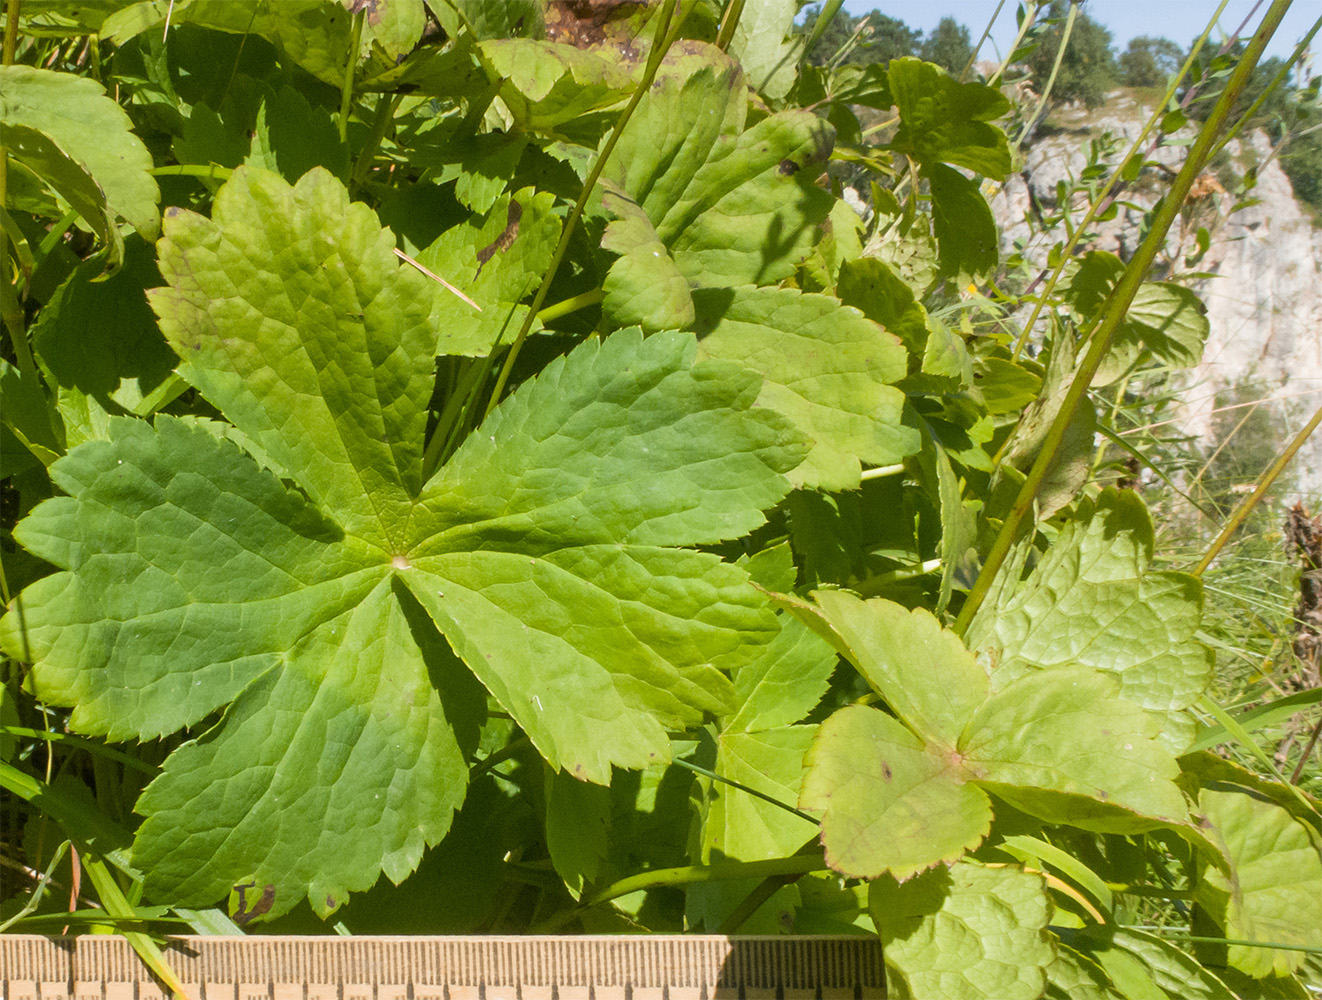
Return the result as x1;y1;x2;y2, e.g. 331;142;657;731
991;98;1322;493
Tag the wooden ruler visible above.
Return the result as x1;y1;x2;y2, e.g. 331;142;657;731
0;935;886;1000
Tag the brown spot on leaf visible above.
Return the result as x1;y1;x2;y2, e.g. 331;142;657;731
475;201;523;278
326;895;337;910
543;0;647;60
882;763;893;782
778;159;800;176
232;882;276;925
347;0;381;25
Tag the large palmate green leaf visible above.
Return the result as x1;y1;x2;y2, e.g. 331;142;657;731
869;862;1053;1000
0;166;807;918
966;488;1212;746
692;285;915;491
1195;784;1322;978
603;43;834;294
792;591;1187;879
0;64;159;241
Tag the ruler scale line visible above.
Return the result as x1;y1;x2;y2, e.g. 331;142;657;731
1;937;885;1000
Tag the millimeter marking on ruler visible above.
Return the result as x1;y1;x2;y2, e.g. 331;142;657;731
0;935;886;1000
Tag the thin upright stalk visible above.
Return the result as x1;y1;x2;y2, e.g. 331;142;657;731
1009;0;1228;361
1015;0;1078;147
337;6;365;143
800;0;845;65
989;2;1037;88
1192;403;1322;578
956;0;1294;636
714;0;744;52
485;0;678;418
960;0;1006;81
0;0;36;376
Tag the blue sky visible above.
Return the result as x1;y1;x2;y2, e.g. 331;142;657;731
836;2;1318;65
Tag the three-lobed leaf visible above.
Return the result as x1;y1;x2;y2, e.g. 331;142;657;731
603;44;834;294
793;591;1188;880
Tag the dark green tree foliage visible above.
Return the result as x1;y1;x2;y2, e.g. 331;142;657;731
801;5;919;67
1024;0;1117;109
1186;48;1322;214
1118;35;1183;88
918;17;974;75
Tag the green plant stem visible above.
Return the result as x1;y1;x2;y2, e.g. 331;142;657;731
826;12;876;72
470;736;531;782
988;2;1036;88
2;725;157;773
1290;711;1322;784
349;92;403;195
1118;929;1322;955
1192;402;1322;578
859;463;904;480
1015;0;1078;147
149;163;235;181
956;0;1294;638
338;6;365;144
534;850;829;933
717;835;824;934
1104;883;1196;900
0;0;36;377
714;0;744;52
485;0;678;419
800;0;845;64
537;287;604;325
669;756;818;823
3;0;18;64
592;853;827;902
960;0;1006;82
0;841;69;933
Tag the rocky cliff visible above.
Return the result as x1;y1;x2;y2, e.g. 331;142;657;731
991;93;1322;495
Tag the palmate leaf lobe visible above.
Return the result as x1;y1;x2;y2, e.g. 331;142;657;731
0;166;808;919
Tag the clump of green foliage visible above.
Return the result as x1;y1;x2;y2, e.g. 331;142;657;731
1;1;1320;998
